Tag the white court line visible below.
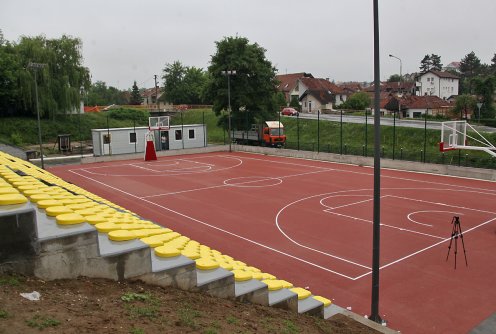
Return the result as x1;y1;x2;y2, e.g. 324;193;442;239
68;169;359;280
176;158;215;167
140;168;338;198
406;210;464;227
320;195;373;210
352;216;496;280
232;152;496;194
71;156;244;177
323;211;446;240
389;194;496;215
128;163;163;173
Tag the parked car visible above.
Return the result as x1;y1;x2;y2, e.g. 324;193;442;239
281;107;299;116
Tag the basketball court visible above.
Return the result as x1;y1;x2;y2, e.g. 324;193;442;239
48;149;496;334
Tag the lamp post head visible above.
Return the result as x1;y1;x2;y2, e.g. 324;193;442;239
27;62;47;70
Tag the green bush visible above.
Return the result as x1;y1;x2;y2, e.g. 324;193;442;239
10;132;22;146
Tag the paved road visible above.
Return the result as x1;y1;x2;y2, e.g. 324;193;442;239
290;113;496;133
0;143;26;159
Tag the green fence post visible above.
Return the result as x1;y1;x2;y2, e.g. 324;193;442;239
340;109;343;154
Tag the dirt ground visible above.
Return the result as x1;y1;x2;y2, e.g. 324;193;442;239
0;274;381;334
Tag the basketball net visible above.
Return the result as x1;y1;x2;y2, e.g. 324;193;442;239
144;130;157;161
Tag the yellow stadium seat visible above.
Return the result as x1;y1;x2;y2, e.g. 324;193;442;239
290;287;312;300
0;193;28;205
56;213;86;225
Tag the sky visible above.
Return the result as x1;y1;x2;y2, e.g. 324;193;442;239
1;0;495;90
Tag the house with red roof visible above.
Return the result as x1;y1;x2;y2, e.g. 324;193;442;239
296;77;348;113
399;95;454;118
275;72;313;104
141;87;172;111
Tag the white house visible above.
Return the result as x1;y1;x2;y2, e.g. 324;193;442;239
295;78;347;112
416;70;459;100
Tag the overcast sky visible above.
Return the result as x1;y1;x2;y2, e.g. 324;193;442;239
2;0;495;90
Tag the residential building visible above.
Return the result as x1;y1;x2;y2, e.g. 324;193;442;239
275;72;313;104
141;87;172;111
444;61;461;73
400;95;454;118
416;70;459;100
297;77;347;113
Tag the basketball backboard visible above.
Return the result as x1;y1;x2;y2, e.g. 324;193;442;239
149;116;170;131
440;121;496;157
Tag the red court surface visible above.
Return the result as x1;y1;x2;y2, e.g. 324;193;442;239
49;152;496;334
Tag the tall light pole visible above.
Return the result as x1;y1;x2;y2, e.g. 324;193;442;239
221;70;236;152
28;62;47;169
389;54;402;160
370;0;382;324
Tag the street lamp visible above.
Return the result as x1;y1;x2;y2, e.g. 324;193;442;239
389;54;402;160
221;70;236;152
476;102;483;123
27;62;47;169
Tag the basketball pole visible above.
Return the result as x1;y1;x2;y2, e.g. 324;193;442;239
370;0;382;324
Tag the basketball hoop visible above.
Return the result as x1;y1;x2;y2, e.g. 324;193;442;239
144;116;170;161
440;121;496;157
149;116;170;131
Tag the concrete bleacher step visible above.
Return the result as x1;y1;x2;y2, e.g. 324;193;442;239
135;253;197;291
195;266;235;298
235;278;269;305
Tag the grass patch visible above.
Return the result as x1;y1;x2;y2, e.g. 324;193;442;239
129;328;144;334
121;291;160;320
26;314;61;330
177;304;201;329
0;310;8;319
282;320;299;334
226;315;238;324
0;276;21;286
121;292;151;302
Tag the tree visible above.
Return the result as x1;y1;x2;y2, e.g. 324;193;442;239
387;74;401;82
459;51;482;94
419;54;442;72
162;61;186;104
129;81;142;105
452;94;477;120
86;81;128;106
203;36;278;130
0;32;20;116
490;53;496;75
419;54;431;73
182;66;207;104
430;54;443;71
289;96;300;110
162;61;207;104
0;34;90;119
273;92;287;110
472;76;496;118
340;92;371;110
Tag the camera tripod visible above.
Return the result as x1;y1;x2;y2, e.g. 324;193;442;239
446;216;468;269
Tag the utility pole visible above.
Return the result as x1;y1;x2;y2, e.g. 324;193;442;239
154;75;159;115
221;70;236;152
28;62;47;169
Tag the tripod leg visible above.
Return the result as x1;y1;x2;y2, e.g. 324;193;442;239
457;223;468;267
454;231;458;269
446;223;456;261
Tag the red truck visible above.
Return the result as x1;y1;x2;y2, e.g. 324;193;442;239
233;121;286;147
